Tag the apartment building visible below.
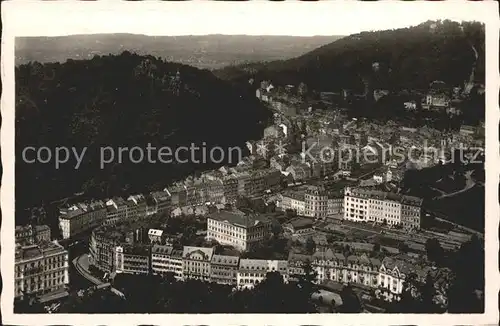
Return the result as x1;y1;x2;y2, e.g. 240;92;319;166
343;187;422;229
210;254;240;286
182;246;214;282
304;185;328;219
206;211;272;251
15;224;51;245
115;245;151;275
151;245;183;280
127;194;148;219
222;175;239;203
278;190;306;215
14;241;69;299
58;200;107;239
237;259;288;289
149;191;171;216
105;197;129;223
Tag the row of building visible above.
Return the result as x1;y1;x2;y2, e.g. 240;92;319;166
276;185;422;230
58;167;283;240
96;237;428;301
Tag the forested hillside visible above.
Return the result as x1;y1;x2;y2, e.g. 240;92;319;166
216;20;485;92
15;52;271;211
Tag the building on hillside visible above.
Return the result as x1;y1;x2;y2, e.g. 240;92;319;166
115;245;151;275
206;212;272;251
15;224;51;245
343;187;422;229
151;245;183;280
182;246;214;281
58;200;107;239
210;254;240;286
15;241;69;299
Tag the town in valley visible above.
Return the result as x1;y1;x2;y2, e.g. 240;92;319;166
13;20;485;314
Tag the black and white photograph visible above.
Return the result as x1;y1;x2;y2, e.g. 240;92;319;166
1;1;498;325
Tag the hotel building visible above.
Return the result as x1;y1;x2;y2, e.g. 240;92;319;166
14;241;69;299
343;187;422;229
206;212;272;251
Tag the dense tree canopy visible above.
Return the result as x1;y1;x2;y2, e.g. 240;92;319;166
217;20;485;92
15;52;272;215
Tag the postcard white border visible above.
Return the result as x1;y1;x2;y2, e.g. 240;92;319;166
2;1;499;325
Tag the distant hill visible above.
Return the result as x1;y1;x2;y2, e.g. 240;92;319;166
15;52;272;212
15;34;343;70
215;20;485;92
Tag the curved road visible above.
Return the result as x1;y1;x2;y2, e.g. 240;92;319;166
73;254;125;297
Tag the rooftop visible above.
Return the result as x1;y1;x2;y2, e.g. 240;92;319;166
208;211;270;229
347;187;423;206
15;241;67;262
152;244;173;256
211;254;240;266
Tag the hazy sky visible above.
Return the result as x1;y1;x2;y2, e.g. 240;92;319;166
3;0;494;37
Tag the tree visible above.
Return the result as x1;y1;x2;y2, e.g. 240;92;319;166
372;242;381;253
425;238;444;265
338;284;363;313
326;234;335;244
305;236;316;254
447;235;484;313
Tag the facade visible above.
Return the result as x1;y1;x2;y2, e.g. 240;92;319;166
89;227;122;273
182;246;214;281
237;259;288;289
149;191;171;216
343;187;422;229
210;254;240;286
283;218;313;235
327;195;344;216
14;241;69;299
127;194;148;219
222;175;239;203
278;191;306;215
206;212;272;251
15;224;51;245
304;185;328;219
115;245;151;275
105;197;129;223
58;200;107;239
151;245;183;280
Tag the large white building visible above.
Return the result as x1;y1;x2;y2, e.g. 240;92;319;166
206;212;272;251
15;241;69;299
343;187;422;229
